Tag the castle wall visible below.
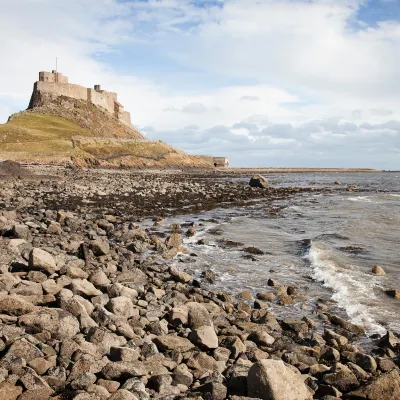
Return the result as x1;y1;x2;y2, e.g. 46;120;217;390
35;81;88;101
88;89;117;114
119;110;132;126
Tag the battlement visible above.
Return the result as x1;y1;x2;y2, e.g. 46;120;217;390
29;71;132;127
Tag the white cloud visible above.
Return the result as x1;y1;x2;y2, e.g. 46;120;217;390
0;0;399;168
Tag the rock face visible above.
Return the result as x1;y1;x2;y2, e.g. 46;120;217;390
247;360;313;400
249;175;269;189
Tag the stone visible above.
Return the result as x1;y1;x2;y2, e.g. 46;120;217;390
248;329;275;347
0;381;23;400
249;175;269;189
29;248;58;275
187;302;213;328
66;265;89;279
12;224;30;239
89;270;111;287
322;363;359;392
0;294;35;316
0;338;44;369
247;359;312;400
109;347;140;362
18;308;79;340
372;264;386;276
197;380;227;400
109;389;139;400
17;388;54;400
19;366;51;390
169;265;191;283
384;289;400;299
345;370;400;399
154;335;195;353
379;330;400;350
71;279;102;297
189;325;219;349
91;239;110;256
101;361;147;380
107;296;135;319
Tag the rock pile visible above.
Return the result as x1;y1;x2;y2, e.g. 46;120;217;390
0;167;399;400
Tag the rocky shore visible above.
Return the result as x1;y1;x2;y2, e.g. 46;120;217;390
0;164;399;400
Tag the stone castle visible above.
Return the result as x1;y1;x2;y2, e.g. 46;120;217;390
28;70;132;126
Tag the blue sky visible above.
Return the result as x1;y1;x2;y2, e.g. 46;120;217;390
0;0;399;168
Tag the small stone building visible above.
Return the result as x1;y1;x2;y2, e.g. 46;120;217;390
213;157;230;168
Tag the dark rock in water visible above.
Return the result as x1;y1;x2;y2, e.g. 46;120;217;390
249;175;269;189
339;246;364;254
201;269;217;283
242;246;265;255
371;264;386;276
379;331;400;351
384;289;400;299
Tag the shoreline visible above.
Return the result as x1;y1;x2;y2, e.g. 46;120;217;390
0;165;399;399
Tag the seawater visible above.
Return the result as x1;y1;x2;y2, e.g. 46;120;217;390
175;172;400;335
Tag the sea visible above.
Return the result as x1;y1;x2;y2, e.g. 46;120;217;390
169;172;400;337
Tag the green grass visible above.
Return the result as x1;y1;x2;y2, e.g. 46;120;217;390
0;114;92;153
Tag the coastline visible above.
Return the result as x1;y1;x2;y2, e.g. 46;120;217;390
0;165;399;399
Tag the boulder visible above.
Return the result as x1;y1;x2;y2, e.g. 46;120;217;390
107;296;135;319
18;308;79;340
101;361;147;380
372;265;386;276
154;335;195;353
29;248;58;275
0;381;23;400
384;289;400;299
71;279;102;297
249;175;269;189
344;370;400;399
91;239;110;256
247;359;312;400
189;325;219;349
0;294;35;316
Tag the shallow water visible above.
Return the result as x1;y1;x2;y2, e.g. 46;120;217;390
176;172;400;335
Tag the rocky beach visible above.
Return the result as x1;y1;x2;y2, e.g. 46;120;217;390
0;162;399;400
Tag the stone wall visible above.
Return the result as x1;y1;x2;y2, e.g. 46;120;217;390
87;89;117;115
34;81;88;102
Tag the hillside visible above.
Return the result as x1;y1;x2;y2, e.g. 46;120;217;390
0;99;213;168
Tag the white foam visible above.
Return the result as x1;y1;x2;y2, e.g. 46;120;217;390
347;196;372;203
307;241;385;334
389;194;400;198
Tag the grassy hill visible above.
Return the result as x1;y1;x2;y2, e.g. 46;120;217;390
0;102;212;168
0;114;91;153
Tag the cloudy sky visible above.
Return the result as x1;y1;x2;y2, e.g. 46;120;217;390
0;0;399;168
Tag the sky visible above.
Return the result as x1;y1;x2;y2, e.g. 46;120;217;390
0;0;399;169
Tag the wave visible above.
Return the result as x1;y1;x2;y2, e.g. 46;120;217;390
347;196;372;203
306;241;385;334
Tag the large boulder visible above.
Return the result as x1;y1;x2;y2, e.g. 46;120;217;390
247;359;312;400
0;294;35;316
18;308;79;340
249;175;269;189
344;370;400;399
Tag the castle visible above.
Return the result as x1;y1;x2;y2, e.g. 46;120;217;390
28;70;132;126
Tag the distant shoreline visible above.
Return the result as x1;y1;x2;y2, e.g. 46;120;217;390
218;167;382;173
